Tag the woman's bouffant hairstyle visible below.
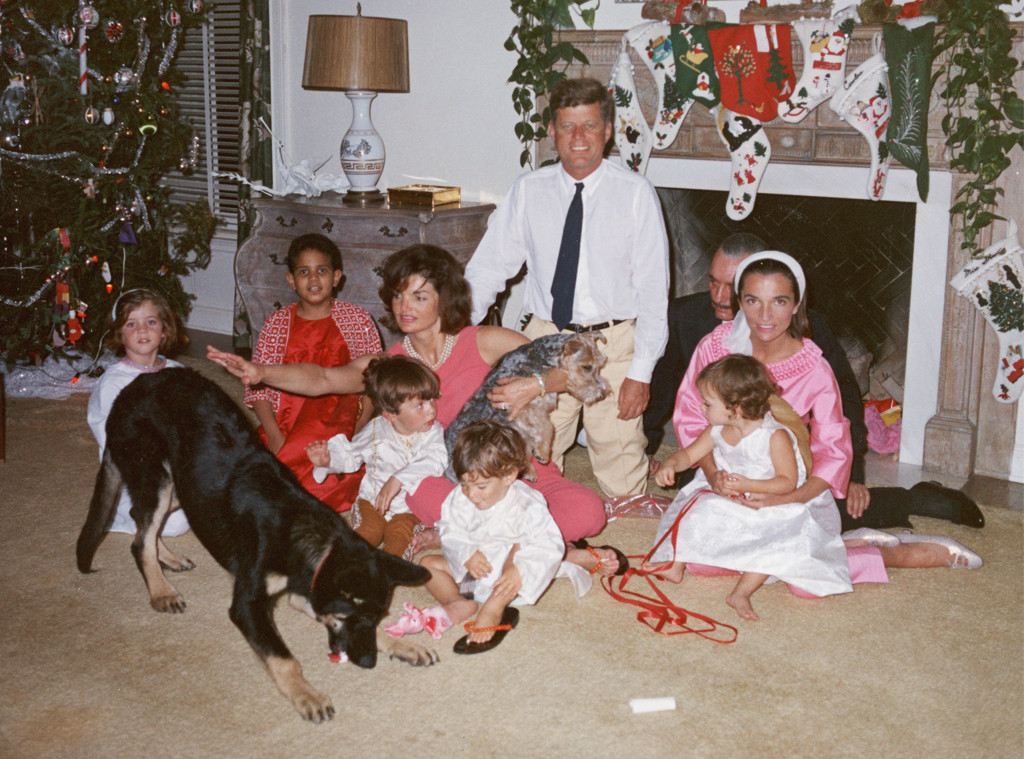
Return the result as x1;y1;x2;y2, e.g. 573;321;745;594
286;233;343;274
697;354;778;421
735;257;811;339
104;289;188;357
377;244;473;334
451;420;530;481
362;355;440;415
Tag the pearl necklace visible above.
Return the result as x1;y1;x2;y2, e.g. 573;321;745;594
403;333;455;370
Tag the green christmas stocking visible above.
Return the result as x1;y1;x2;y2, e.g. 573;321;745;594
950;219;1024;403
882;17;936;202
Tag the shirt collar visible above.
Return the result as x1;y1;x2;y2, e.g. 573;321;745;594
558;159;606;195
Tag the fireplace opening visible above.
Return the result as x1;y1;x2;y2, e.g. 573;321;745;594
657;187;916;402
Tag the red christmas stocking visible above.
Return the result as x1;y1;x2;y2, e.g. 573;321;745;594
708;23;795;122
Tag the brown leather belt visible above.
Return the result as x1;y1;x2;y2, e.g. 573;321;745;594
563;319;628;333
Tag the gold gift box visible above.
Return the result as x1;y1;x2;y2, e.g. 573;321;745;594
387;184;461;207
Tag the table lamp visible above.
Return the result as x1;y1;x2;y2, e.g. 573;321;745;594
302;7;409;206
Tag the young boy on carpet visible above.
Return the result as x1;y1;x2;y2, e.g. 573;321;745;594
306;355;447;558
418;421;569;655
244;233;382;512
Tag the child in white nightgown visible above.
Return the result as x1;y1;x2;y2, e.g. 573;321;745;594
87;289;190;540
419;420;579;655
306;355;448;558
643;354;852;621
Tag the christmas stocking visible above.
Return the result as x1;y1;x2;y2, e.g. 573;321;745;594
882;16;936;202
708;23;795;122
950;219;1024;403
778;11;857;123
626;21;694;149
829;35;891;200
669;22;723;110
610;43;654;173
716;106;771;221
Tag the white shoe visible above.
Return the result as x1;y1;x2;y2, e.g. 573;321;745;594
841;527;901;548
897;532;983;569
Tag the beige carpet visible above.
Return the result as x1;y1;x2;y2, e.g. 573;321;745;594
1;359;1021;758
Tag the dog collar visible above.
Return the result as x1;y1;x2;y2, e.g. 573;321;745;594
311;547;332;591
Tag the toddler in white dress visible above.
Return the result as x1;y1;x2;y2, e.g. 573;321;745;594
306;356;447;558
642;354;852;621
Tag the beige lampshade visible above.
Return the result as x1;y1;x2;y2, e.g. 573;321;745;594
302;14;409;93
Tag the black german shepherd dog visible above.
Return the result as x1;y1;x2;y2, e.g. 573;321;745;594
76;368;434;722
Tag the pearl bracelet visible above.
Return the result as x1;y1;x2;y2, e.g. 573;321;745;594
533;373;546;396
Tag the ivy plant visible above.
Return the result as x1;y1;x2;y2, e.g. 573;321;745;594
506;0;599;168
932;2;1024;256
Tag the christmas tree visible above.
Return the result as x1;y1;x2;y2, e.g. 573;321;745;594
0;0;219;366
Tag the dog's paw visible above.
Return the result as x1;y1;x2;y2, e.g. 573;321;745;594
291;686;335;723
150;592;186;613
383;635;440;667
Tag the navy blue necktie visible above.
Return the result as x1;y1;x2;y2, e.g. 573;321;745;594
550;182;584;330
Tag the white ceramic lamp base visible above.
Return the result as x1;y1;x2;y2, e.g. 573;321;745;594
340;90;386;205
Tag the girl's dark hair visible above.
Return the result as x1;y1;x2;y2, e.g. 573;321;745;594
104;289;188;357
286;233;343;273
377;244;472;334
362;355;440;415
696;354;778;421
735;257;811;339
451;420;530;481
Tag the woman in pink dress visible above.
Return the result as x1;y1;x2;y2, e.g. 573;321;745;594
664;251;981;620
209;244;622;576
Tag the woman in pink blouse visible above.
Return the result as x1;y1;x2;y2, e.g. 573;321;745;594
665;252;981;615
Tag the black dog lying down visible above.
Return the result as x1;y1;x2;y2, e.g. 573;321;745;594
76;368;434;722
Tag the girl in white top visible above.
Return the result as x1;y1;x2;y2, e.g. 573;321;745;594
306;355;448;558
87;289;191;544
643;354;852;621
421;420;568;655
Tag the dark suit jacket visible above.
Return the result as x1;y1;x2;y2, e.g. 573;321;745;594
643;291;868;484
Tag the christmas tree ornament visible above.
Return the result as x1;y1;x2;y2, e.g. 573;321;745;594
3;131;20;148
78;4;100;30
139;119;157;136
102;106;114;125
101;260;111;282
57;26;75;47
610;42;653;173
164;9;181;27
1;74;27;124
950;219;1024;404
829;35;891;201
187;0;203;13
84;105;99;124
715;106;771;221
669;22;722;110
624;21;694;150
882;16;936;203
707;23;795;122
113;65;135;88
105;19;124;42
778;11;857;123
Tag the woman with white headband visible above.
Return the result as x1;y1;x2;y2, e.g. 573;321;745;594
646;251;981;622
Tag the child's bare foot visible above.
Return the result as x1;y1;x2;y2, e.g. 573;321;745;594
726;590;759;621
465;604;507;645
409;527;441;556
566;540;629;577
442;597;478;631
640;560;685;583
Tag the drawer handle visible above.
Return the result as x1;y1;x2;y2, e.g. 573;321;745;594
379;225;408;238
275;215;298;228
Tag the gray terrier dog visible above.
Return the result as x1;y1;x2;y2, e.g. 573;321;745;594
444;333;611;481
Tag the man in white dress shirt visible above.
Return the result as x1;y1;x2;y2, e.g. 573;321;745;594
465;78;670;496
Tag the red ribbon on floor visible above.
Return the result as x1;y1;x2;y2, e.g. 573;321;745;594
600;489;738;644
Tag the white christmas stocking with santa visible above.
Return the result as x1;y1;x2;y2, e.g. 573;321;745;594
626;20;694;150
829;34;891;200
610;43;654;173
778;11;857;122
950;219;1024;403
715;106;771;221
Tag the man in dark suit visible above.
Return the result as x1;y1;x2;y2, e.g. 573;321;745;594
643;233;984;532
